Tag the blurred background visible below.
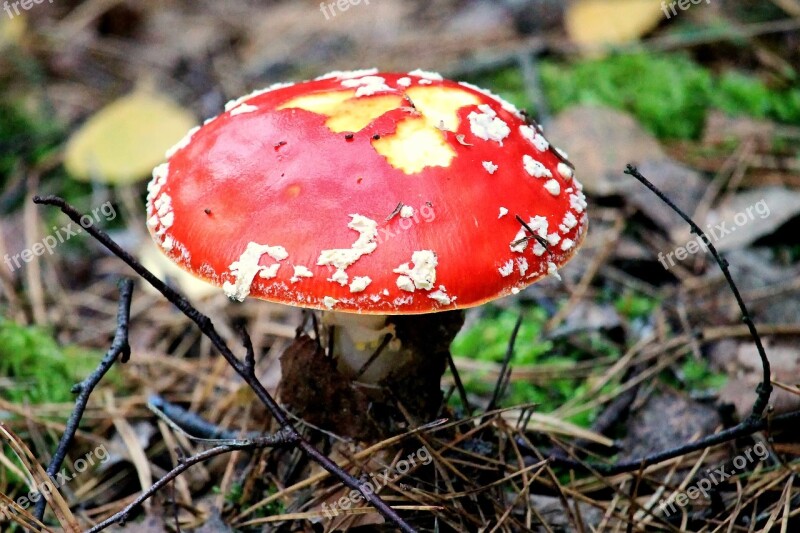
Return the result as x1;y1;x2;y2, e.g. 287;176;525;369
0;0;799;531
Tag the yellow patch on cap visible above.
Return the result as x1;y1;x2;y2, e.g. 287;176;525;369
279;90;404;133
372;117;455;174
405;86;479;131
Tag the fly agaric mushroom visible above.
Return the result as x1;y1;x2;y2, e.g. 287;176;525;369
146;69;587;438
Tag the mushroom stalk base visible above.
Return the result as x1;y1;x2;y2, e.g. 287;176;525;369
279;310;465;440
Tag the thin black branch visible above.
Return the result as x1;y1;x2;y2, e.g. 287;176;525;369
33;195;416;533
354;333;393;380
539;409;800;475
513;215;549;249
34;279;133;521
624;165;771;420
148;394;256;441
447;353;472;416
84;442;263;533
238;323;255;373
485;313;523;415
520;165;779;477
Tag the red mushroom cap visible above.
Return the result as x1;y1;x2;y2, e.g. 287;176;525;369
146;69;588;314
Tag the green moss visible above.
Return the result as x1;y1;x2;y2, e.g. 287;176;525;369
469;52;800;140
451;308;621;426
614;291;660;321
0;320;107;405
675;358;728;390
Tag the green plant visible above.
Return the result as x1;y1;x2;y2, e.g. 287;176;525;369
0;320;105;405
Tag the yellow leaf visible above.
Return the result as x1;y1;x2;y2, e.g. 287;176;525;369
566;0;665;50
0;15;25;49
65;91;195;184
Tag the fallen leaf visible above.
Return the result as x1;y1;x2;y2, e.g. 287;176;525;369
565;0;665;51
620;386;721;460
0;14;25;50
64;91;195;184
546;105;664;196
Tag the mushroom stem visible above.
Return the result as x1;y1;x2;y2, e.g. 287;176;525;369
279;309;464;440
322;312;406;383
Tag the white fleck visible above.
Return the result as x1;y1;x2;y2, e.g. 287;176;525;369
548;262;562;280
428;286;452;305
316;69;379;80
533;242;546;256
555;147;569;159
369;294;382;302
570;192;587;214
317;214;379;270
382;289;390;296
290;265;313;283
517;257;529;276
482;161;498;174
558;162;574;180
559;212;578;233
146;215;159;229
323;296;339;309
467;104;510;144
397;76;412;87
341;75;394;97
154;193;172;218
329;268;348;286
349;276;372;293
258;263;281;279
222;242;288;301
161;235;174;252
147;162;169;201
544;179;561;196
458;81;523;117
511;287;520;295
225;82;295;111
510;228;527;253
498;260;514;277
520;125;548;151
523;154;552;178
498;207;509;218
533;133;549;151
400;205;415;218
547;233;561;246
396;275;415;292
160;212;174;229
561;238;575;251
393;250;438;291
393;295;414;306
165;126;200;159
229;103;258;116
418;79;433;85
408;69;443;81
